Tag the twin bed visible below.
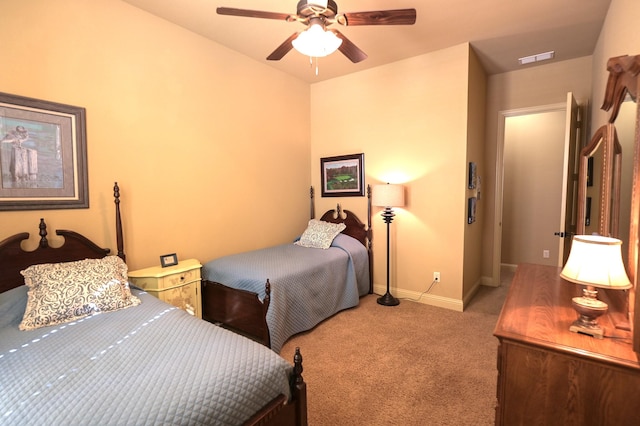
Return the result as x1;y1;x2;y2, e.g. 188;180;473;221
0;184;308;425
201;186;373;352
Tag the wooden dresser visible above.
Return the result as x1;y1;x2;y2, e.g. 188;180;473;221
494;263;640;426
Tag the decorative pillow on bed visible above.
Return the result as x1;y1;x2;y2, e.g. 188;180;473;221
19;256;141;331
295;219;346;249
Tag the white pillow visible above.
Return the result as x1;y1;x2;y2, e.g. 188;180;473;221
295;219;346;249
19;256;141;331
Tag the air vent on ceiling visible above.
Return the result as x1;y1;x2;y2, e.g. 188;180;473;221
518;50;555;65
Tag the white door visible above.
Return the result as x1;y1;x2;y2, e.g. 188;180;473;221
560;93;581;264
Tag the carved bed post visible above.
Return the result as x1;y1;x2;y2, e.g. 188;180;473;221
38;218;49;248
114;182;125;261
292;347;308;426
309;186;315;219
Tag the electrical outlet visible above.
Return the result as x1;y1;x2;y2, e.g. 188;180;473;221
543;250;550;259
433;272;441;282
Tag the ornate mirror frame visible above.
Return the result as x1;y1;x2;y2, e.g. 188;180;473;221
597;54;640;352
576;123;622;237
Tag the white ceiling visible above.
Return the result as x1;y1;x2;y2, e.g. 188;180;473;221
121;0;612;83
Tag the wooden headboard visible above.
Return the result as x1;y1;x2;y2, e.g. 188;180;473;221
310;185;372;249
0;182;125;294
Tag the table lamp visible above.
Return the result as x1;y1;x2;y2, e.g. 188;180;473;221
559;235;632;338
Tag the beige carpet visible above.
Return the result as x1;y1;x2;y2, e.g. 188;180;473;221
280;269;513;426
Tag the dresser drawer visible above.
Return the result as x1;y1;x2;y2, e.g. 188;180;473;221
132;268;200;292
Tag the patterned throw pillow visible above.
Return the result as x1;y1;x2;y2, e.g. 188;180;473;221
19;256;141;331
295;219;346;249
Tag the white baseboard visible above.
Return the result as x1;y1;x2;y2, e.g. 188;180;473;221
481;275;498;287
501;263;517;272
481;263;517;287
372;284;464;312
463;279;483;308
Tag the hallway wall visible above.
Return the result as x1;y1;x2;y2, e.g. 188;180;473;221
502;109;567;267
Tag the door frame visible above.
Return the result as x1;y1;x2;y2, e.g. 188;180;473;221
492;101;568;285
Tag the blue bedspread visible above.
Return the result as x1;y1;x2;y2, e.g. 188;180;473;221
202;233;370;353
0;286;293;425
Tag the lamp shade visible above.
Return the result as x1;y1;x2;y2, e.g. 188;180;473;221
372;184;405;208
292;23;342;58
560;235;632;289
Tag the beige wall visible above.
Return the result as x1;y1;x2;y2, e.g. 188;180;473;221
463;48;487;300
591;0;640;127
481;56;593;283
310;43;478;310
1;0;311;271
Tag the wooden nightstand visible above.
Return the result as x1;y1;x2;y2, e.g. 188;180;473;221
128;259;202;318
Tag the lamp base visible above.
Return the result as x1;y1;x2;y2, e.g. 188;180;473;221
569;295;608;339
377;292;399;306
569;318;604;339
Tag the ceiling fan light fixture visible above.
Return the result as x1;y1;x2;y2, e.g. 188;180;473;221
292;23;342;57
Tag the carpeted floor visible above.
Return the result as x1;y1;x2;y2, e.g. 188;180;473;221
280;268;514;425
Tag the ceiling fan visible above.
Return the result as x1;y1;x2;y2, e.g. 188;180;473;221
217;1;417;63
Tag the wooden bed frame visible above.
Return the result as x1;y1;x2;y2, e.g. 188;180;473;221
0;182;308;426
202;185;373;348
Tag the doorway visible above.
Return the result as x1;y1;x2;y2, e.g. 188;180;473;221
502;110;566;266
492;94;580;284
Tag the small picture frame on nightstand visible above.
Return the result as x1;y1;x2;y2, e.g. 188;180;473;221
160;253;178;267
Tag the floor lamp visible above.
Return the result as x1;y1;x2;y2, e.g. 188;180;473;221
372;183;405;306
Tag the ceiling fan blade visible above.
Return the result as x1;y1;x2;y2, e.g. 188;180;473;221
267;32;301;61
330;30;367;63
340;9;417;26
217;7;295;21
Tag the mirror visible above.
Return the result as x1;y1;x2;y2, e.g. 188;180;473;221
576;123;622;240
616;98;636;269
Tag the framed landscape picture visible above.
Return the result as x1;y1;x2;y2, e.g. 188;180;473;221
320;153;365;197
0;92;88;210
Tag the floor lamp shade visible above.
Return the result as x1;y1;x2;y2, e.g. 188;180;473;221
372;184;405;208
373;183;405;306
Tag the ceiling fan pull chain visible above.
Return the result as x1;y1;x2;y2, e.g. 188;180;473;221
308;56;319;76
